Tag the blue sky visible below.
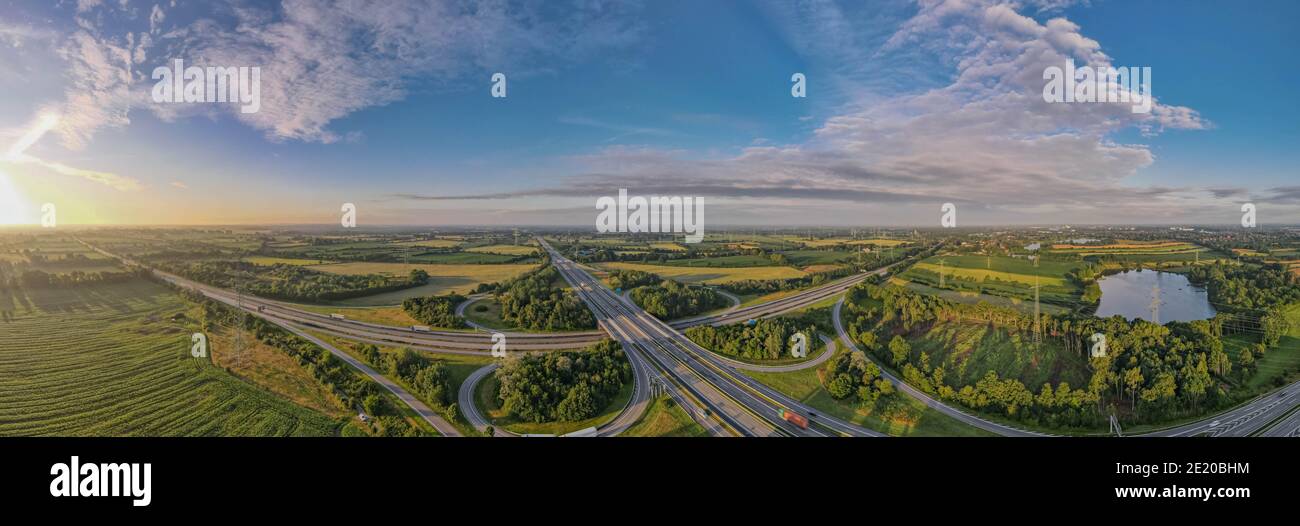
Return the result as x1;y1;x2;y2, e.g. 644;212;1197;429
0;0;1297;226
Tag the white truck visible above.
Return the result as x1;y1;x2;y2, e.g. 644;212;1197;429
411;325;431;332
329;313;346;320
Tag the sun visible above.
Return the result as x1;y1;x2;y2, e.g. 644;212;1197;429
0;170;32;225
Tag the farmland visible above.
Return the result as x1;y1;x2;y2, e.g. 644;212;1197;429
594;261;806;284
0;279;341;436
304;262;537;305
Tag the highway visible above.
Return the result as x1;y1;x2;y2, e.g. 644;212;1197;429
1260;401;1300;437
1146;383;1300;437
542;238;886;438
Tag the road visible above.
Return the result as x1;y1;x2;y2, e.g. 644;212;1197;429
1147;383;1300;437
1260;400;1300;437
458;364;506;436
832;297;1048;437
543;238;886;437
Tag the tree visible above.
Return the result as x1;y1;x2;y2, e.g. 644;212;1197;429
1123;367;1144;409
362;394;390;416
888;335;910;367
556;383;599;421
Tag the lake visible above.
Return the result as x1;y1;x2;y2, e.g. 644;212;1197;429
1094;269;1215;323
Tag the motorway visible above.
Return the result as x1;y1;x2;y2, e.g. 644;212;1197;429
543;238;887;437
1147;383;1300;437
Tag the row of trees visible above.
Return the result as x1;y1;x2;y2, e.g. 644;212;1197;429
163;260;426;302
685;317;817;361
493;340;631;423
630;279;728;320
402;293;468;329
495;265;596;331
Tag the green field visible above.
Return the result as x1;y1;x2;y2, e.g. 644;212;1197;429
0;280;341;436
741;356;994;437
304;262;537;306
1223;304;1300;390
659;255;778;268
623;396;709;437
899;255;1082;305
595;262;805;284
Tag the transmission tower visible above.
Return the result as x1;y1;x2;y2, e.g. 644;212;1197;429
1033;274;1042;347
938;258;946;288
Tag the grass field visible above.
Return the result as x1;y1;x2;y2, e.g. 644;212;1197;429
741;356;994;436
304;262;537;306
0;280;342;436
899;255;1082;305
295;304;424;328
781;250;857;266
595;262;805;284
659;255;777;267
476;372;633;435
1224;304;1300;390
622;396;709;437
801;238;907;248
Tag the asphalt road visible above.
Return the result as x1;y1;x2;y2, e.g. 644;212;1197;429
1147;383;1300;437
543;239;885;437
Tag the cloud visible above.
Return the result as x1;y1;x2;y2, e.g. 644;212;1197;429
135;0;647;143
394;0;1229;225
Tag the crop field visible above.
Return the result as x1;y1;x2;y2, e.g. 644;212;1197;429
305;262;537;305
0;233;123;274
781;249;857;266
659;255;776;268
0;279;341;436
463;244;538;256
392;238;462;248
594;262;806;284
649;242;686;252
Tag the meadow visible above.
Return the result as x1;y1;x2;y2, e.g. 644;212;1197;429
898;255;1082;305
0;279;341;436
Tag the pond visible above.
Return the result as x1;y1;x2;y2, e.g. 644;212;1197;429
1094;269;1216;323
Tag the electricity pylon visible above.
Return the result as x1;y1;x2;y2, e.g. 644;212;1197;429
1033;274;1042;347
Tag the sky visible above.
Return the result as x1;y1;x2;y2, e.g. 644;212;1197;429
0;0;1297;227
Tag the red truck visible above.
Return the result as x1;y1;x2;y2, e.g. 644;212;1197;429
779;409;809;430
